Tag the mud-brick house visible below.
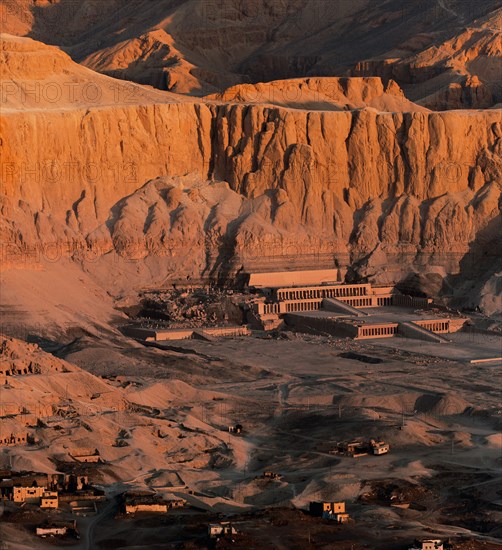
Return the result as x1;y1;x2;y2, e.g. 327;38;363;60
40;491;59;509
409;540;443;550
208;522;238;538
14;486;59;508
13;486;45;503
124;491;186;514
36;525;67;537
36;520;76;538
310;501;350;522
70;448;102;463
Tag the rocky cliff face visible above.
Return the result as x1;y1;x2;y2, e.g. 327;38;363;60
351;8;502;110
3;1;501;107
1;36;501;311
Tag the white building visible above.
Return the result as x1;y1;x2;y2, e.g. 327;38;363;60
208;522;238;538
409;540;443;550
36;526;67;537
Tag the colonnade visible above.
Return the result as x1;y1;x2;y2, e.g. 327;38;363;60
417;321;450;333
285;301;323;313
358;325;397;338
277;284;369;301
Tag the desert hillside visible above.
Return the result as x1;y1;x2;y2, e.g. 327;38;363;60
0;333;254;484
2;0;501;107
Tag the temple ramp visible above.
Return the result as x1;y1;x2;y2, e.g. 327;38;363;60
398;322;450;343
322;298;368;317
192;331;216;342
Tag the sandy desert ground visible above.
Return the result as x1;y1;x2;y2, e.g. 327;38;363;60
0;293;501;548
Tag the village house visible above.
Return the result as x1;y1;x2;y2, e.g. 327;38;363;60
370;439;390;455
70;500;98;516
40;491;59;509
47;473;89;492
334;439;390;457
13;486;59;508
334;441;369;457
36;520;77;538
0;432;34;447
261;471;283;480
0;478;12;500
124;491;186;514
12;473;48;488
1;471;101;506
70;448;102;463
309;501;350;523
208;521;238;538
36;525;68;537
228;423;243;434
1;472;49;500
59;489;105;503
13;486;45;503
164;494;186;508
409;540;444;550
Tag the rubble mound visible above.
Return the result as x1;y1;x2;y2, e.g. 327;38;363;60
359;478;435;506
414;394;472;416
334;392;472;418
136;287;245;328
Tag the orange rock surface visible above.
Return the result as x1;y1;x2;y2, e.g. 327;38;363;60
1;34;500;312
2;1;500;106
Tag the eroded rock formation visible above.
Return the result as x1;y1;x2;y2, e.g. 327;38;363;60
1;35;501;312
2;1;501;106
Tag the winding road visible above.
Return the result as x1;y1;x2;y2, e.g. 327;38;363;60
76;498;118;550
437;0;461;20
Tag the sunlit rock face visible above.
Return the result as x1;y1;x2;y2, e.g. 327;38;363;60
3;0;501;105
1;34;501;312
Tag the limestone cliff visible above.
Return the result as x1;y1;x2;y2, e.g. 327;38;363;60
1;36;501;312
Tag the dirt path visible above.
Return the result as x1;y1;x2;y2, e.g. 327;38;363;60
438;0;461;19
77;498;118;550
